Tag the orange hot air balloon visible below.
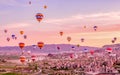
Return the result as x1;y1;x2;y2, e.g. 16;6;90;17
19;42;25;49
37;42;44;49
20;31;24;35
60;31;63;36
20;56;26;63
44;5;47;9
36;13;44;22
67;36;71;42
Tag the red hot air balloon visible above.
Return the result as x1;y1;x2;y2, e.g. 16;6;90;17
70;53;74;58
90;50;94;55
37;42;44;49
106;48;112;53
67;36;71;42
6;37;10;42
59;31;63;36
20;56;26;64
36;13;44;22
19;42;25;49
31;55;36;62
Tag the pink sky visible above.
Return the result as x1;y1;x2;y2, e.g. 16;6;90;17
0;0;120;47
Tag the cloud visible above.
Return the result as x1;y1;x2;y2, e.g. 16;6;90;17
1;23;32;29
44;11;120;26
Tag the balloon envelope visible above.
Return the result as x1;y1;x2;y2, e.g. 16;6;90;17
20;56;26;63
36;13;44;22
37;42;44;49
19;42;25;49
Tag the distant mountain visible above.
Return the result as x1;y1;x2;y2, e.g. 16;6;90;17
0;44;99;54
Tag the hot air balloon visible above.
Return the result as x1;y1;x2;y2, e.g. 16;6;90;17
77;44;80;47
29;1;31;5
44;5;47;9
32;45;36;49
106;48;112;53
111;40;115;43
72;46;75;50
35;13;44;22
90;50;94;55
37;42;44;49
93;26;98;31
31;55;36;62
70;53;74;58
23;35;27;39
113;37;117;41
20;56;26;64
67;36;71;42
84;26;86;28
11;34;15;39
6;37;10;42
57;46;60;50
20;31;24;35
81;38;84;42
19;42;25;49
27;51;31;55
4;29;7;33
59;31;63;36
15;37;17;40
83;48;88;53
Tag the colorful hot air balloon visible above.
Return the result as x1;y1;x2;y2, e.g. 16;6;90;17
4;29;7;33
6;37;10;42
19;42;25;49
44;5;47;9
81;38;84;42
67;36;71;42
35;13;44;22
20;56;26;64
59;31;63;36
37;42;44;49
93;26;98;31
31;55;36;62
23;35;27;39
20;31;24;35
